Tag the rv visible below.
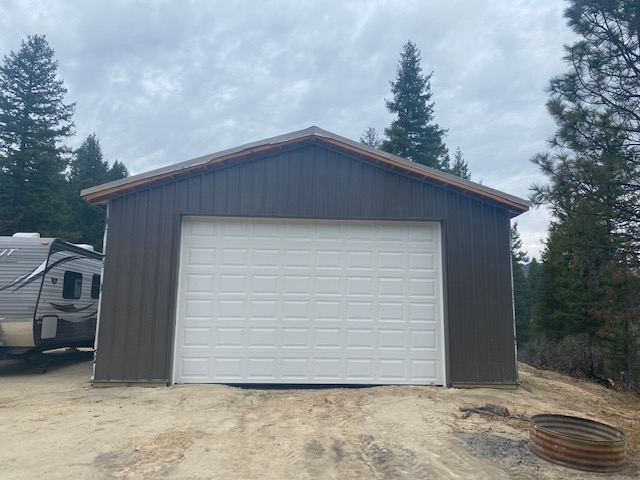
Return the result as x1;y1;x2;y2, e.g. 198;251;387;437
0;233;103;359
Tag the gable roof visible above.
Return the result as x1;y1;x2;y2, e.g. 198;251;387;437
81;126;530;216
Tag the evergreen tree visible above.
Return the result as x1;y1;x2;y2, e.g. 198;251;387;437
69;133;107;184
532;0;640;265
381;41;448;168
527;257;541;316
533;217;609;341
105;160;129;182
0;35;75;236
68;133;128;250
530;0;640;382
511;223;531;344
360;127;382;149
532;146;634;376
443;147;471;179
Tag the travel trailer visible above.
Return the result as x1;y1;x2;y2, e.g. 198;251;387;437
0;233;103;359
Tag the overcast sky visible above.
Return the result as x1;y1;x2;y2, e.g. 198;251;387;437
0;0;577;259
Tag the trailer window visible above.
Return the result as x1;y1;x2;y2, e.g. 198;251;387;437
91;274;100;299
63;271;82;299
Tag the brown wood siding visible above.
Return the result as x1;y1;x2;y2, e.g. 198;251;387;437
94;143;517;384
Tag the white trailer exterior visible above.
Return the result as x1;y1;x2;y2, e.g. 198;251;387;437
0;235;102;356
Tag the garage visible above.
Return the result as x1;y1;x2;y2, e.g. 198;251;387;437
83;126;529;386
173;216;445;385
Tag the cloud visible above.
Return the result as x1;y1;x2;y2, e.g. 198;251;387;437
0;0;577;258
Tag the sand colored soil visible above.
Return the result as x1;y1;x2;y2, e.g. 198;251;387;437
0;350;638;479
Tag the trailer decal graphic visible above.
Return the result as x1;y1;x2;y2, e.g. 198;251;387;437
47;302;96;313
0;255;84;292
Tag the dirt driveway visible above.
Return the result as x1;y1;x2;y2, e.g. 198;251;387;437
0;350;638;479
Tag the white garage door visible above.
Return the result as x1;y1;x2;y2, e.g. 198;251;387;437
173;217;445;385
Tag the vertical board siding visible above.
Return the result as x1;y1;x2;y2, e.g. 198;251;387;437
153;182;177;377
95;143;517;384
93;198;121;381
122;190;148;379
137;186;162;380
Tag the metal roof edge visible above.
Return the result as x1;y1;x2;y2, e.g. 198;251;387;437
309;127;531;210
80;126;321;198
81;126;531;213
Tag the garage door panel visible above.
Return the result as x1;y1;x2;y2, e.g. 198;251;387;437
177;352;442;384
190;220;216;236
378;251;404;270
346;328;373;349
251;275;279;295
221;221;250;239
247;357;277;379
185;299;213;318
182;327;211;347
214;327;243;348
181;357;210;379
284;249;312;268
253;249;280;267
410;278;436;297
408;252;436;271
378;277;405;296
346;276;373;296
217;299;245;318
411;360;438;380
316;250;341;269
346;358;374;380
378;302;404;322
188;247;216;265
410;330;438;349
346;301;373;320
186;274;214;293
284;275;311;294
410;301;437;318
173;217;445;385
213;357;242;379
281;300;310;318
281;327;309;348
281;357;309;380
347;223;374;241
379;359;406;380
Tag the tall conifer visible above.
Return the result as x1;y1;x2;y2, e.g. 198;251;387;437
0;35;75;236
530;0;640;382
381;41;448;168
68;134;128;250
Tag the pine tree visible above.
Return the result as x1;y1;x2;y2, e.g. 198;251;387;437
381;41;448;168
511;223;531;344
105;160;129;182
0;35;75;236
360;127;382;149
527;257;541;313
530;0;640;382
443;147;471;179
68;133;128;250
532;162;629;375
69;133;107;184
532;0;640;265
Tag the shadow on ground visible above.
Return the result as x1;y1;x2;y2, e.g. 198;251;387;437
0;348;93;376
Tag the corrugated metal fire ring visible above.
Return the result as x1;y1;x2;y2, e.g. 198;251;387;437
529;414;627;472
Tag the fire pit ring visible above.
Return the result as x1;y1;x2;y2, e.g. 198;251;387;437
529;414;626;472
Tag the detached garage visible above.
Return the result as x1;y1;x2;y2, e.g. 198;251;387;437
82;127;529;387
